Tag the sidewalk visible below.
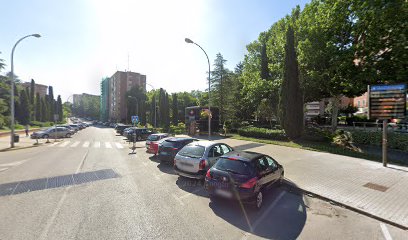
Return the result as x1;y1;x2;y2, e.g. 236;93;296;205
0;131;50;151
215;137;408;229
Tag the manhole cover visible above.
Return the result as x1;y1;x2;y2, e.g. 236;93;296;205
363;182;389;192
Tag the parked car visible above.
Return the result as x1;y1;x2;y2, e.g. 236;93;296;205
31;127;72;139
147;136;171;155
157;137;198;163
115;124;132;135
204;151;284;209
146;133;170;149
174;141;234;179
69;124;80;131
56;125;77;134
126;128;154;141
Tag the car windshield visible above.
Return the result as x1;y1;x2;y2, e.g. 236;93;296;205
147;135;160;141
162;140;181;148
214;158;253;176
178;145;205;158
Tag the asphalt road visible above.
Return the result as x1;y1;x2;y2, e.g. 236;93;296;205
0;126;407;240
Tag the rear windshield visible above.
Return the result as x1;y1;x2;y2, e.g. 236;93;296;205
162;140;181;148
178;145;205;158
214;158;254;175
147;135;160;141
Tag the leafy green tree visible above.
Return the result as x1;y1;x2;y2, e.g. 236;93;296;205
126;86;146;124
280;26;303;139
210;53;231;123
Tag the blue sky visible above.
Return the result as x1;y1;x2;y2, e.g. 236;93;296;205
0;0;310;101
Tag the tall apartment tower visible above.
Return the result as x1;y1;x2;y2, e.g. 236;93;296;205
108;71;146;122
100;77;110;121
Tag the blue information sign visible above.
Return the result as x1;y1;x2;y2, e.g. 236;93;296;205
131;115;139;124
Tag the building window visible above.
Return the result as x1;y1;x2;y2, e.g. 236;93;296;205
358;100;360;107
362;100;365;107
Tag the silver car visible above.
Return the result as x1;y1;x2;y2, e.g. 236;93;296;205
31;127;72;139
173;141;234;179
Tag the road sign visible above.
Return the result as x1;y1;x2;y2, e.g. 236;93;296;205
53;114;59;122
368;84;407;120
131;115;139;124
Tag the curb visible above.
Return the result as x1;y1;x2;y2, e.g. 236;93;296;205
286;184;408;230
0;144;43;152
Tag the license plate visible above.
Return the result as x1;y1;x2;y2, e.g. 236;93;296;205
215;189;232;198
180;162;193;167
160;151;169;155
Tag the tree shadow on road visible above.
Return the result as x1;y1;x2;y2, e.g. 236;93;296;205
208;181;307;240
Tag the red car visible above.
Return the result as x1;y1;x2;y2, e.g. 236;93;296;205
146;135;170;155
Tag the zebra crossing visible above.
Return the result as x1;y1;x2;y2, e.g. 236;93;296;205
47;140;126;149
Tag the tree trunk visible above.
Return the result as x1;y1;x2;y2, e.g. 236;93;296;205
331;95;340;132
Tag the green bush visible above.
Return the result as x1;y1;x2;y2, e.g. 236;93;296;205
30;121;54;127
300;127;332;142
350;130;408;152
170;123;186;134
238;127;288;141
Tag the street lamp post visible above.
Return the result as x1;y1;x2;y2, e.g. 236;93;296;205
146;83;157;128
10;34;41;148
185;38;211;140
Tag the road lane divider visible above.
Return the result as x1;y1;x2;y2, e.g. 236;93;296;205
94;142;101;148
82;141;90;148
115;143;124;149
105;142;112;149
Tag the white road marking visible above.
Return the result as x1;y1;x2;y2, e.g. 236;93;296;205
58;141;71;147
248;191;286;233
142;162;148;166
115;142;124;149
82;141;90;148
172;194;185;206
380;223;393;240
94;142;100;148
70;141;80;147
0;160;28;167
47;142;59;147
105;142;112;148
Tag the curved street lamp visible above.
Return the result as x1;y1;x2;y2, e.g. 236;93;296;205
185;38;211;140
10;34;41;148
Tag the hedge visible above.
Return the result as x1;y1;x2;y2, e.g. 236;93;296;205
350;130;408;152
237;127;288;141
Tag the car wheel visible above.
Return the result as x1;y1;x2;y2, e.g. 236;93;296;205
42;134;49;139
255;191;263;209
137;135;142;141
65;133;71;138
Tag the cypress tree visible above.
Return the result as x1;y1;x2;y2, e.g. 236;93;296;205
48;86;54;120
279;26;303;139
164;92;170;130
41;97;48;122
172;93;178;125
35;92;41;121
57;95;63;122
30;79;35;105
19;89;31;125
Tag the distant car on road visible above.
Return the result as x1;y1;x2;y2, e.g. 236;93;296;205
115;124;132;135
204;151;284;209
174;141;234;180
31;127;72;139
157;137;197;163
